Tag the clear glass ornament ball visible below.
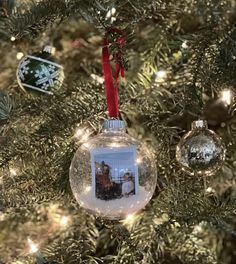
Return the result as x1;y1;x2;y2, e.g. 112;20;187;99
70;119;157;220
176;120;226;176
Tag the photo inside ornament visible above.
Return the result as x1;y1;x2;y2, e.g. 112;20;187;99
70;120;157;220
91;146;138;201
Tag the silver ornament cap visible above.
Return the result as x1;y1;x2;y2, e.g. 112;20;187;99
43;45;56;55
191;120;208;130
102;119;126;132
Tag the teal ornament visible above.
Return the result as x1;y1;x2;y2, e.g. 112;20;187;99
16;46;64;95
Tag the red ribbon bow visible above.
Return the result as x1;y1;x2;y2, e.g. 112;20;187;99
102;28;126;118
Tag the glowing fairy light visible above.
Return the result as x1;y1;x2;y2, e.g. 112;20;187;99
9;168;17;176
111;17;116;23
16;52;24;60
10;36;16;41
122;213;137;227
91;73;104;84
106;7;116;18
106;7;116;22
181;41;188;49
155;70;167;82
27;238;45;263
221;90;232;105
111;7;116;15
74;127;91;142
156;70;166;78
136;158;141;164
60;215;70;227
206;187;215;193
27;238;39;254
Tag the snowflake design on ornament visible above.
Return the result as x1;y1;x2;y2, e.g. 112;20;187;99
18;58;30;81
35;64;60;90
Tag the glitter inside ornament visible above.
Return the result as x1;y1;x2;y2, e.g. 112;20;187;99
69;119;157;219
176;120;226;176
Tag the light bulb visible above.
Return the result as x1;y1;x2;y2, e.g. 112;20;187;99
106;7;116;19
221;90;232;105
91;73;104;84
9;168;17;176
74;127;91;142
181;41;188;49
155;70;167;82
60;215;70;227
122;213;137;227
27;238;39;254
16;52;24;60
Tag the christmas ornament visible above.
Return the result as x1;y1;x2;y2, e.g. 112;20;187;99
16;46;64;95
70;119;157;220
176;120;226;176
69;28;157;219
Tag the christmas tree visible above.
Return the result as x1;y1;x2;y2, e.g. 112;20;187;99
1;0;236;263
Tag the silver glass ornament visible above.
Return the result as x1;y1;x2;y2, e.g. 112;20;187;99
176;120;226;176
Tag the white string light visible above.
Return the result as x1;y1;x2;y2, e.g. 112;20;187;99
181;41;188;49
206;187;215;193
73;127;91;142
106;7;117;22
10;36;16;41
9;168;17;176
155;70;167;82
121;213;137;227
16;52;24;60
27;238;45;263
27;238;39;254
91;73;104;84
60;215;70;227
221;89;232;106
106;7;116;18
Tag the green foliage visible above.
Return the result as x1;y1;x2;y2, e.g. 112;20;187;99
0;91;14;120
0;0;236;264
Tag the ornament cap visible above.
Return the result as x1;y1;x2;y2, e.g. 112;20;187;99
43;46;56;55
102;119;126;132
191;120;208;130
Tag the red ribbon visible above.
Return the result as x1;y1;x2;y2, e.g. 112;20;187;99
102;28;126;118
